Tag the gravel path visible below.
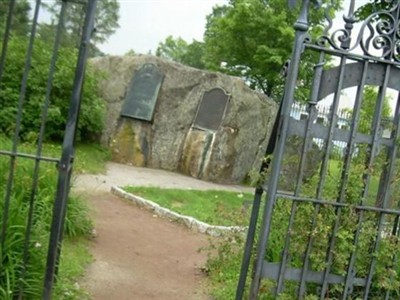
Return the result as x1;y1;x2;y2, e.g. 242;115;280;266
74;162;252;299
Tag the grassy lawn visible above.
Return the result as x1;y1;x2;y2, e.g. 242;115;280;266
123;186;254;226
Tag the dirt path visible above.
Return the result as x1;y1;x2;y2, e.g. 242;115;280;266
81;192;210;300
75;163;251;300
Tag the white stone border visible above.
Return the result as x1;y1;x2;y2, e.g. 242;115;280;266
111;186;247;237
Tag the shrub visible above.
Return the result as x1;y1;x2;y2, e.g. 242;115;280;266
0;37;105;142
206;154;400;299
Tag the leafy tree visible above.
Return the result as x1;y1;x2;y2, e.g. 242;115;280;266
0;0;31;37
358;86;392;135
0;37;105;142
124;49;136;56
355;0;395;20
156;36;206;69
202;0;341;100
43;0;120;47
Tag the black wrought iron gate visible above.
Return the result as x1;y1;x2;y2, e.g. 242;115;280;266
0;0;96;299
237;0;400;299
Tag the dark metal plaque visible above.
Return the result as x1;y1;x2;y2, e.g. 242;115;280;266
121;63;164;121
193;88;230;131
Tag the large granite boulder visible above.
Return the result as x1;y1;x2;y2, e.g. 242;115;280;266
90;55;278;184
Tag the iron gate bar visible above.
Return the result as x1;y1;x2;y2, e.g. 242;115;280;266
275;193;400;216
0;150;60;163
381;94;400;300
43;0;97;298
235;61;288;300
364;81;400;299
1;0;42;250
296;54;324;297
288;118;394;146
262;262;366;286
385;215;400;300
244;0;400;298
360;63;393;299
276;53;324;295
248;0;312;298
235;99;283;300
341;58;369;299
307;43;400;68
319;58;353;299
0;0;15;82
18;0;68;297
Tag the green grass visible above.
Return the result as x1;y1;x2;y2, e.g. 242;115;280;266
74;143;111;174
0;136;110;174
54;238;93;300
0;135;99;298
123;186;253;226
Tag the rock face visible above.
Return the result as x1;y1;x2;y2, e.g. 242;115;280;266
90;55;278;184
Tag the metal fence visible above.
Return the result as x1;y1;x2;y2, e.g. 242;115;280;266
238;0;400;299
0;0;97;298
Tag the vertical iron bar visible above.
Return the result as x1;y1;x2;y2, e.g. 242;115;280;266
235;101;282;300
342;60;370;299
383;94;400;300
315;56;345;200
296;53;326;299
277;52;326;297
384;215;400;300
248;1;311;298
1;0;41;250
298;204;319;298
318;55;348;298
324;65;388;299
0;0;16;83
343;62;393;300
17;1;67;298
235;188;263;300
42;0;97;298
364;76;400;299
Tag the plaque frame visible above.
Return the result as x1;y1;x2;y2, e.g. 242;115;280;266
120;63;164;122
192;87;231;131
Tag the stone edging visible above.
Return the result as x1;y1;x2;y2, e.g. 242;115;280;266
111;186;247;237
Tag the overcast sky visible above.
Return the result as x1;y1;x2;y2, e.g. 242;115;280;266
98;0;228;55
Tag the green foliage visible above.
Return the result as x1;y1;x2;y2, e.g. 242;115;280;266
123;186;251;226
206;154;400;298
156;36;206;69
355;0;395;21
202;231;245;299
154;1;341;100
0;37;105;142
0;0;31;37
43;0;120;47
0;135;93;298
358;86;392;135
202;0;341;99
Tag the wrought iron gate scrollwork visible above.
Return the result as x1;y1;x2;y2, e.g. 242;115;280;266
237;0;400;299
0;0;97;299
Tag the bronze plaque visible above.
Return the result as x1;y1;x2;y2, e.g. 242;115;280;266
193;88;230;131
121;63;164;121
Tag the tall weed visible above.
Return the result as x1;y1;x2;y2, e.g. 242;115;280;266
0;136;93;298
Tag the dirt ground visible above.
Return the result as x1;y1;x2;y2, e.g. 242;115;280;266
75;163;251;300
